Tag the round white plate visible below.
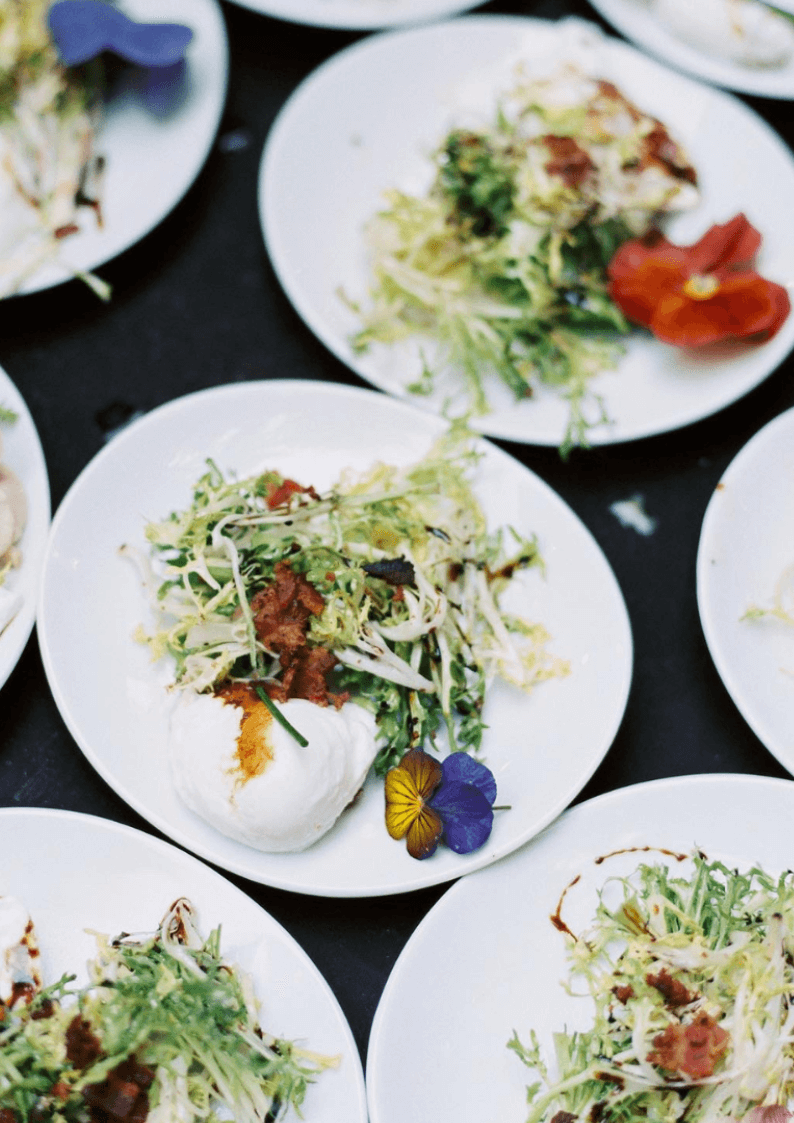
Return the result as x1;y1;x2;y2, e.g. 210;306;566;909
10;0;228;298
225;0;484;29
697;407;794;774
588;0;794;98
260;15;794;448
0;806;367;1121
38;380;631;898
0;365;50;692
367;772;794;1123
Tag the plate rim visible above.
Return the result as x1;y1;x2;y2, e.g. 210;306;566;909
696;404;794;772
258;12;794;448
0;364;50;693
223;0;485;30
0;803;368;1121
588;0;794;98
38;377;633;898
366;770;794;1121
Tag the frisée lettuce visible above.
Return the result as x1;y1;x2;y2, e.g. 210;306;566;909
510;853;794;1122
349;64;699;453
0;897;335;1122
130;423;567;774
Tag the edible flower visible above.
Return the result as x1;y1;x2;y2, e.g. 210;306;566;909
384;749;497;860
607;213;790;347
48;1;193;68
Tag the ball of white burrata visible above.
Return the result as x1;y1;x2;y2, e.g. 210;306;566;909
169;689;380;852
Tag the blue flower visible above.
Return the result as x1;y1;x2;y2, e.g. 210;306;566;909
48;1;193;69
430;753;497;855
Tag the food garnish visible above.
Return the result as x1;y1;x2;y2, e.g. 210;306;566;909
48;2;193;70
349;64;699;452
0;896;335;1122
130;423;566;855
510;852;794;1122
384;748;497;859
608;212;791;347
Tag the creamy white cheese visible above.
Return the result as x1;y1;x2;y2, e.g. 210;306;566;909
169;692;380;852
652;0;794;68
0;895;40;1003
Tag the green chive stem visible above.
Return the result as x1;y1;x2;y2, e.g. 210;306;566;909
255;686;309;747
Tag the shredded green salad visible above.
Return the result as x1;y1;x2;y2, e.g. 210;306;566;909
0;898;334;1122
130;423;566;774
510;852;794;1122
349;65;698;453
0;0;108;299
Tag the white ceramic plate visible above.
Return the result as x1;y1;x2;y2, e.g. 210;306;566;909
0;365;50;692
224;0;484;31
367;772;794;1123
697;407;794;774
38;380;632;897
8;0;228;297
260;16;794;448
0;806;367;1121
588;0;794;98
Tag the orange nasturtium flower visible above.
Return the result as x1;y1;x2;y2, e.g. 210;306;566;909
384;750;444;860
607;213;790;348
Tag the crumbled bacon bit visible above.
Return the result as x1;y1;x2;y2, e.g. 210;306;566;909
543;135;594;188
640;122;698;185
265;478;320;510
550;1113;578;1123
612;984;634;1004
82;1055;154;1122
250;562;346;707
646;967;696;1008
65;1014;102;1069
647;1012;729;1078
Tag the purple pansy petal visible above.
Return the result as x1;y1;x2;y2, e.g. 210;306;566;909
49;2;193;69
440;752;497;806
430;780;494;855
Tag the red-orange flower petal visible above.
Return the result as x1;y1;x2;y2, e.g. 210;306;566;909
607;214;790;347
686;212;761;275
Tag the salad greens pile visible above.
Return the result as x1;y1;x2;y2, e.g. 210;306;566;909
350;65;698;453
0;898;333;1122
0;0;107;299
510;853;794;1122
134;423;565;774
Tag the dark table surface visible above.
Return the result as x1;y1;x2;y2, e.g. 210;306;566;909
2;0;793;1079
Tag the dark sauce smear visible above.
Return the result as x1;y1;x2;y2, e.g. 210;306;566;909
550;845;700;938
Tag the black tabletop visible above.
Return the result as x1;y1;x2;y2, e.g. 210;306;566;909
2;0;793;1073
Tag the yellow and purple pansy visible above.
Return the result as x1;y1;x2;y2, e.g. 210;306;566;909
384;749;498;860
